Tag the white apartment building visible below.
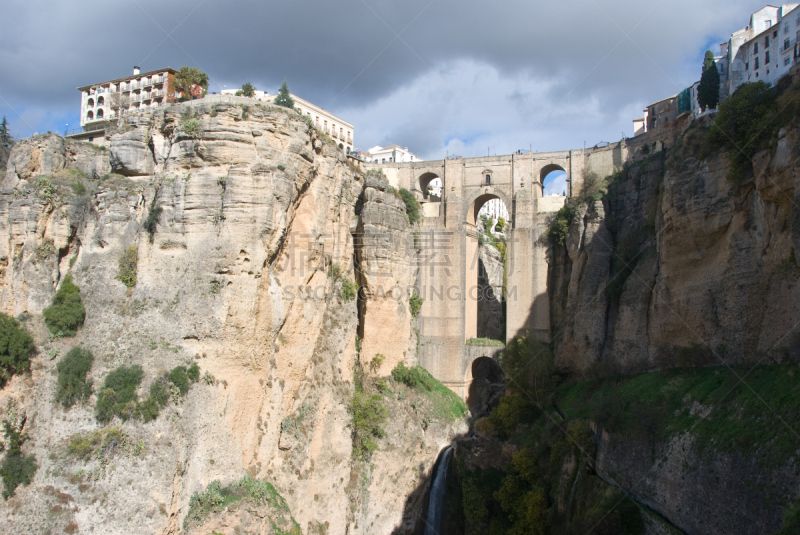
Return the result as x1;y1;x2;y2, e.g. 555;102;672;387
77;66;178;127
477;198;509;228
728;4;800;94
368;145;420;164
291;95;354;154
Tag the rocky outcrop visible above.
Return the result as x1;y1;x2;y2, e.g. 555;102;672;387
551;125;800;375
355;177;417;374
0;101;460;534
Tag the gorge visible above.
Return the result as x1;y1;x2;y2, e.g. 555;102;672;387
0;71;800;534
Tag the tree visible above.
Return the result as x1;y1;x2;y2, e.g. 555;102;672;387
174;66;209;100
274;80;294;109
0;117;12;170
698;50;721;111
241;82;255;98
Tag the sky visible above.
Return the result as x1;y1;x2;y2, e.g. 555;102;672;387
0;0;774;170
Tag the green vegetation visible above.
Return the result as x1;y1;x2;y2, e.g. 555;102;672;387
174;66;209;100
274;80;295;109
56;347;93;408
409;293;423;318
0;116;12;170
0;313;34;383
182;118;200;137
368;353;385;372
350;390;387;459
398;188;420;224
240;82;255;97
143;198;163;243
116;246;139;288
0;421;37;499
185;475;300;533
66;426;141;461
340;277;358;302
495;216;506;233
544;203;575;246
391;362;467;421
96;363;202;424
698;50;720;111
95;365;143;423
43;274;86;338
466;337;505;347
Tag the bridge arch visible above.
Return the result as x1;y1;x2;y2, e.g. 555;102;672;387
464;187;513;227
419;172;442;201
540;163;567;197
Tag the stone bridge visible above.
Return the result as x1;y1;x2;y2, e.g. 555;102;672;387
365;142;627;399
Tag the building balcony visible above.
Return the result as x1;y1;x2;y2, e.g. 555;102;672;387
153;76;164;84
152;90;164;98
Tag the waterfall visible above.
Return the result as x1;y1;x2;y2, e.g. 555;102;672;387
424;447;453;535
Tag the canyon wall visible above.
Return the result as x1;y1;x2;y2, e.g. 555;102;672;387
0;101;463;534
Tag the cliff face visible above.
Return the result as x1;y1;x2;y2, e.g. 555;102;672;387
0;102;462;534
545;120;800;534
551;124;800;375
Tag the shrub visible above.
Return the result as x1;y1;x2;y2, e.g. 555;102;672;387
56;347;93;408
187;362;200;382
489;396;531;437
0;313;34;383
143;201;162;243
710;81;777;183
350;391;387;460
71;181;87;196
185;475;299;533
168;366;190;395
391;362;434;390
545;202;576;247
398;188;420;224
500;336;559;404
43;275;86;338
67;427;131;461
95;365;143;423
369;354;385;373
0;421;37;499
182;119;200;137
340;278;358;302
391;363;467;421
409;293;423;318
116;246;138;288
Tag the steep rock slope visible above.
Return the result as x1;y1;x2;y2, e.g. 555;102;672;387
0;101;463;534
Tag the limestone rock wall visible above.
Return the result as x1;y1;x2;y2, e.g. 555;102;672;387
477;244;504;341
0;102;459;534
551;125;800;375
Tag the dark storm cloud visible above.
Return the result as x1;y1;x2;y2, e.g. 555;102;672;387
0;0;774;156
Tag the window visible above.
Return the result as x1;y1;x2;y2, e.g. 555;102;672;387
766;51;771;63
755;42;759;53
785;24;790;35
766;35;770;47
485;174;491;185
786;38;791;51
746;61;749;70
382;158;386;164
756;56;760;69
774;30;778;38
786;56;792;66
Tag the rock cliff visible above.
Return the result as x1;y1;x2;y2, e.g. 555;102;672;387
0;101;463;534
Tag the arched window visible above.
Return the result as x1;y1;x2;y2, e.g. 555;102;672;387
97;96;104;106
485;174;491;185
87;98;95;108
346;146;350;154
97;109;104;118
87;111;94;120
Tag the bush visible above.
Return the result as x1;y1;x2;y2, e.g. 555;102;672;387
369;354;385;373
143;201;163;243
350;391;387;460
340;278;358;302
391;363;467;421
466;337;505;347
545;202;576;247
500;336;559;404
43;275;86;338
241;82;255;97
95;365;143;423
67;427;131;461
56;347;93;408
0;313;34;383
409;293;423;318
0;421;37;499
398;188;420;224
391;362;435;390
182;119;200;137
116;246;138;288
711;81;777;183
489;396;532;437
187;362;200;382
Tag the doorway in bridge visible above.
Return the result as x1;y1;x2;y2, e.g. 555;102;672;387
466;194;508;344
541;164;568;197
466;357;505;417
